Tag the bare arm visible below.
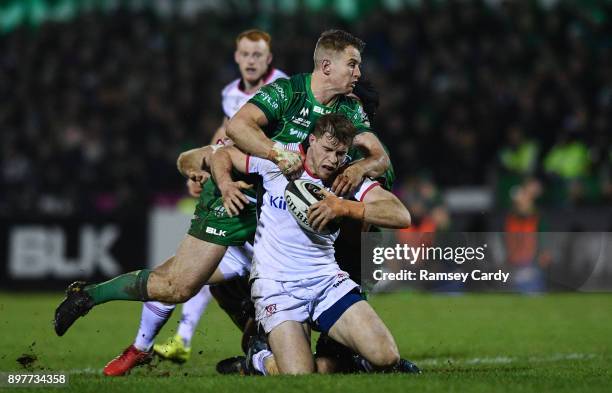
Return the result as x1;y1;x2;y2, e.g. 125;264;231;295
359;185;410;228
308;186;410;232
226;103;274;158
210;146;252;217
352;132;391;178
177;145;214;181
227;103;302;177
331;132;390;196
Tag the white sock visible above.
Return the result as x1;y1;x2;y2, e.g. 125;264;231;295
176;285;213;347
133;302;175;351
252;349;273;375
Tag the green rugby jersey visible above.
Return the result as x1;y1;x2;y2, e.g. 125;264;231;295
249;73;371;143
249;73;395;190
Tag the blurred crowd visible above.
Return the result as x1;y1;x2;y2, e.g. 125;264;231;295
1;1;611;217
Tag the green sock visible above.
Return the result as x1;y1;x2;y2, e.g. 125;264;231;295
84;269;151;305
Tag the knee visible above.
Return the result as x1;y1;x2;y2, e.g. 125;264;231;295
315;356;337;374
368;342;400;369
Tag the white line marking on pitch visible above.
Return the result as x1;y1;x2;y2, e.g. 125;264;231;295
59;353;600;375
417;353;598;366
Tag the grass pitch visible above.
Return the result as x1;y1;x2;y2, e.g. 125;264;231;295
0;292;610;392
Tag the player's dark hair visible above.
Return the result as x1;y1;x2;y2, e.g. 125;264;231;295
312;113;357;146
353;77;379;124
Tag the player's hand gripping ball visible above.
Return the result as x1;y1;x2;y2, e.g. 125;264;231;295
285;179;341;235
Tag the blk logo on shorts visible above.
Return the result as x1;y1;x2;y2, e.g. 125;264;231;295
206;227;227;237
265;304;277;316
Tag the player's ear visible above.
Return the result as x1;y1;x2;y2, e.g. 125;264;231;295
308;134;316;145
234;50;240;64
267;52;273;65
321;59;332;76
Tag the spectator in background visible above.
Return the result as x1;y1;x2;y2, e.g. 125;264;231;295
499;125;539;177
543;131;591;205
497;124;540;207
504;178;551;293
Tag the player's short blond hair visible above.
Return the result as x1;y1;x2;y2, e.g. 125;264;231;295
235;29;272;50
313;29;365;69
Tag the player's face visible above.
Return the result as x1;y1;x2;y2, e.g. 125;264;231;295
329;46;361;94
308;132;349;180
234;38;272;85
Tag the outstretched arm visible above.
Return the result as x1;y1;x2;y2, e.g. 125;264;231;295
177;146;215;180
177;146;216;197
210;146;252;217
308;186;410;232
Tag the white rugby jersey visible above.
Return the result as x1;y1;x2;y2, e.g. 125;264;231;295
247;155;380;281
221;68;287;118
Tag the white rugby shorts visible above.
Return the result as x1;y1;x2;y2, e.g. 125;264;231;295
217;242;253;280
251;271;358;333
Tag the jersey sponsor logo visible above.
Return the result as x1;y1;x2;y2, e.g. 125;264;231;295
271;83;286;100
313;105;330;115
265;304;277;316
289;128;308;140
212;205;227;218
291;116;311;128
269;195;287;210
206;226;227;237
299;107;309;117
256;90;279;109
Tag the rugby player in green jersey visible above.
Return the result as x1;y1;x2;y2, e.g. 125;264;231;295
227;29;391;195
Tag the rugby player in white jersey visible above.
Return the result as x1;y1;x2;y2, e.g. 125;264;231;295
94;29;287;376
212;113;412;375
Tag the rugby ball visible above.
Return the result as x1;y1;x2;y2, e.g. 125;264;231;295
284;179;340;235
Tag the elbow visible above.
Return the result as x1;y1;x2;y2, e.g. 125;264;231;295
176;152;187;175
382;207;411;229
379;154;391;172
400;209;411;228
392;201;411;228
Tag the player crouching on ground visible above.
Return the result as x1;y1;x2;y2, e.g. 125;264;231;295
212;113;415;375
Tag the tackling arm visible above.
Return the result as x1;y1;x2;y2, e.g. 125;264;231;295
226;103;274;158
331;132;390;196
351;132;391;178
227;103;302;177
210;146;252;217
176;145;215;182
